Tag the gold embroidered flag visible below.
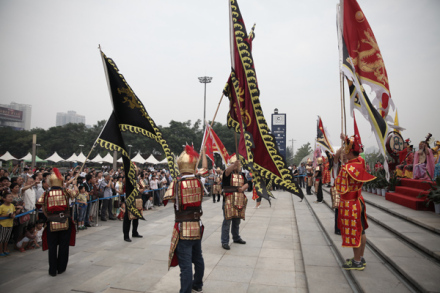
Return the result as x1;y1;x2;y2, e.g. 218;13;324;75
100;50;179;179
224;0;303;199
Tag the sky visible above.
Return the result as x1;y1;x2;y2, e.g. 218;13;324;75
1;0;439;154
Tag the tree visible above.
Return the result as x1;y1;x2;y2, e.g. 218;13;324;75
293;142;312;166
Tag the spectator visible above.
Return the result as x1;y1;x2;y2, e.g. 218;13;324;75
298;163;306;188
16;224;36;252
100;173;116;221
150;175;160;207
84;174;96;226
76;185;88;230
0;192;16;256
22;177;37;224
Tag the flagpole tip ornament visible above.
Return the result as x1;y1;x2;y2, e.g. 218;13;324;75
49;167;64;187
355;11;365;22
177;145;199;174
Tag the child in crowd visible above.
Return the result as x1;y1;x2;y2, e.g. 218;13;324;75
0;193;16;256
76;185;88;230
16;224;36;252
35;220;44;248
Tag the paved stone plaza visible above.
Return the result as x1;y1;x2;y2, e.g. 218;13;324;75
1;188;439;293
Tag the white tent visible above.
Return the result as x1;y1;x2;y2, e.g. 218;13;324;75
117;157;123;163
90;154;104;163
76;152;87;163
101;152;115;164
65;153;79;162
0;151;17;161
20;153;32;161
158;158;168;164
145;154;160;165
45;152;65;163
131;153;145;164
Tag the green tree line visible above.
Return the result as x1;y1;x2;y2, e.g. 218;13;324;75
0;120;237;165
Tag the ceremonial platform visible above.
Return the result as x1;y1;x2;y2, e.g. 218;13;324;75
1;189;439;293
385;178;434;211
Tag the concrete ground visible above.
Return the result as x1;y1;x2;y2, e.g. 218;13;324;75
0;190;306;293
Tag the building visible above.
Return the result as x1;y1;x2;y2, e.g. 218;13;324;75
0;102;32;130
56;111;86;126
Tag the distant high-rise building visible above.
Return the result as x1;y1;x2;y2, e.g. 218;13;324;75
56;111;85;126
0;102;32;130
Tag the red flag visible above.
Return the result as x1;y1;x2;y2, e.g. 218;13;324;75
224;0;302;199
341;0;393;118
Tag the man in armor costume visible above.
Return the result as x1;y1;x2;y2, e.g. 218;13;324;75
212;167;222;203
163;145;208;293
334;134;375;271
36;168;78;277
305;158;313;195
313;157;323;203
221;154;248;250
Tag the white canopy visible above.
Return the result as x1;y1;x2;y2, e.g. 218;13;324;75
45;152;65;163
101;152;115;164
90;153;104;163
145;154;160;165
65;153;79;162
76;152;87;163
117;157;123;163
0;151;17;161
131;153;145;164
20;153;32;161
158;158;168;164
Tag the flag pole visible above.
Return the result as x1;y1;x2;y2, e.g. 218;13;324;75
75;143;97;179
196;93;225;167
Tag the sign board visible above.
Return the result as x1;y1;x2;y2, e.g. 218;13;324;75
0;107;23;122
271;113;287;160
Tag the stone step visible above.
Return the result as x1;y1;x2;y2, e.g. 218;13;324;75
364;202;440;261
292;191;353;293
305;191;412;293
320;189;440;293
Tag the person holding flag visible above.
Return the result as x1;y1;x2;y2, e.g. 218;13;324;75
334;133;375;271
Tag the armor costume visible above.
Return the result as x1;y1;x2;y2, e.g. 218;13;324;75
306;158;313;195
335;136;375;248
36;168;77;277
212;168;222;203
163;145;206;293
221;154;248;248
322;157;331;185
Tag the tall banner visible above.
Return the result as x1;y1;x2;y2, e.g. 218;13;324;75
337;3;390;179
97;112;143;219
224;0;303;199
100;51;180;179
339;0;393;119
317;116;334;154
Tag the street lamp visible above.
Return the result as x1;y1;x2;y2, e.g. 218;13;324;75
79;144;84;154
289;139;296;162
128;145;132;158
198;76;213;132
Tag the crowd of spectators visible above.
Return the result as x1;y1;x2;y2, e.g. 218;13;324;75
0;164;174;257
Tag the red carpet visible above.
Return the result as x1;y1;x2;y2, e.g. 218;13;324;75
386;178;434;211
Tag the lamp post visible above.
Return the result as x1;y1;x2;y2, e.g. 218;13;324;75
128;145;132;158
289;139;296;163
79;144;84;154
198;76;213;132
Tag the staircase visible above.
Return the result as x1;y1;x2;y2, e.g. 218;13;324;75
385;178;434;211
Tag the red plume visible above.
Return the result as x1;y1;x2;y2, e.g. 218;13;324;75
185;145;199;162
53;167;62;180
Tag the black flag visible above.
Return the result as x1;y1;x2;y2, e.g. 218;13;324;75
97;112;143;220
100;51;180;179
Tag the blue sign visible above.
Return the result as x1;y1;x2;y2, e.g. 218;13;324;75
271;113;286;160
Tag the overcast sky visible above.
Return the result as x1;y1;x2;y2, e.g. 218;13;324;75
1;0;439;153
